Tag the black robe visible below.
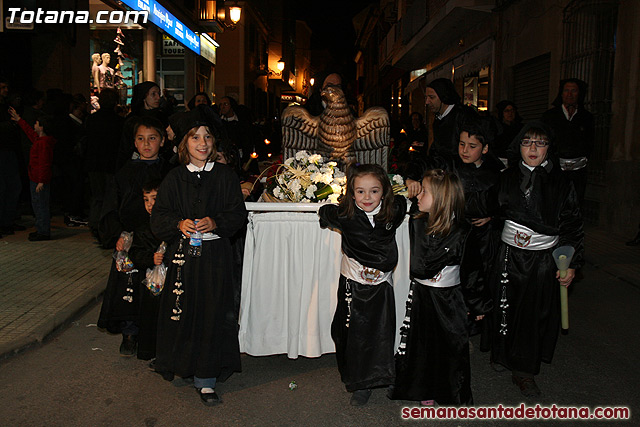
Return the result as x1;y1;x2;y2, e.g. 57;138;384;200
391;211;491;405
150;163;247;381
318;195;406;392
485;160;584;375
97;158;170;333
128;219;162;360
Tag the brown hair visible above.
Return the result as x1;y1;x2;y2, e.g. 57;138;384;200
338;163;395;222
177;125;218;165
416;169;465;236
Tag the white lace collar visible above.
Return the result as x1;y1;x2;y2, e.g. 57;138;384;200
186;162;215;172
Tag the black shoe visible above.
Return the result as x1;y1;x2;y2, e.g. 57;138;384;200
28;232;51;241
119;335;137;356
350;389;372;406
626;232;640;246
512;375;541;397
196;388;222;406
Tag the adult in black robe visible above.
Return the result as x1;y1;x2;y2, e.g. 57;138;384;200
541;78;595;205
390;208;491;405
97;157;171;338
485;122;584;396
318;195;407;396
493;100;523;166
151;162;247;385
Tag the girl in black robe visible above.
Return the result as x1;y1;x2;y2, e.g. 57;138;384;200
150;107;247;406
389;169;491;406
97;117;171;356
318;164;406;406
485;122;584;397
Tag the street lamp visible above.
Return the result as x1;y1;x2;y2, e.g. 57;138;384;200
229;3;242;24
277;58;285;72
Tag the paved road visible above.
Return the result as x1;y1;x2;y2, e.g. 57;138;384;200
0;262;636;426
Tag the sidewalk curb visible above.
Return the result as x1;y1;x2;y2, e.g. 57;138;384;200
0;282;105;362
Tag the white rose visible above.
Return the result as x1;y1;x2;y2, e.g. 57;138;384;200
308;154;322;164
284;157;294;166
289;179;302;194
330;183;342;194
295;150;309;161
273;187;285;199
393;174;404;185
328;193;340;204
310;172;322;183
322;173;333;185
306;184;318;199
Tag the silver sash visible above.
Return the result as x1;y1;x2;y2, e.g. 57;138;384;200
341;255;392;286
414;265;461;288
501;220;558;250
559;156;588;171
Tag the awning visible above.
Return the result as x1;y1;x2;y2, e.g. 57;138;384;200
424;38;494;83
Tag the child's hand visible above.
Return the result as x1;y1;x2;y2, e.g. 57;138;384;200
153;252;163;265
556;268;576;287
406;178;421;198
178;219;197;237
35;183;44;193
8;107;20;122
471;217;491;227
115;236;125;251
195;216;216;233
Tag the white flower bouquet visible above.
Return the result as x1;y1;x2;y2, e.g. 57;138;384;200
263;150;346;203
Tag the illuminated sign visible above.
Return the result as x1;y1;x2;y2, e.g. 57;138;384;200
200;34;217;65
120;0;200;54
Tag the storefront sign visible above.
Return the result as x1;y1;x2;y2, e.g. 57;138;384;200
162;34;184;55
199;34;217;65
121;0;200;54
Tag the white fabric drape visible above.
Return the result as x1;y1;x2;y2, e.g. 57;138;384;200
239;211;410;359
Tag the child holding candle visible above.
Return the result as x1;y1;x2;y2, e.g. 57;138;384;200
485;121;584;397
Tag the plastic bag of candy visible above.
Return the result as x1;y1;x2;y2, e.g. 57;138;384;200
143;241;167;296
114;231;135;272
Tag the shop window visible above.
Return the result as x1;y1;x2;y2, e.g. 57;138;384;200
462;66;490;112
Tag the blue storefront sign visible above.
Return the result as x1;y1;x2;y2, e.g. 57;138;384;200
120;0;200;55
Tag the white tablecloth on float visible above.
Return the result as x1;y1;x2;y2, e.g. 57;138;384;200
239;202;410;359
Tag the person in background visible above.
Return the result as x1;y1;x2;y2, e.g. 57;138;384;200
187;92;212;111
542;78;595;206
0;77;24;238
493;100;523;168
405;112;428;156
8;106;56;241
85;88;125;239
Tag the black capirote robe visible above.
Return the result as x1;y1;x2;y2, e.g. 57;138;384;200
318;195;406;392
485;160;584;375
391;210;491;405
97;158;171;333
151;163;247;381
127;219;162;360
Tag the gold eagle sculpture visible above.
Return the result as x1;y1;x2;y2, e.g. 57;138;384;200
282;85;390;170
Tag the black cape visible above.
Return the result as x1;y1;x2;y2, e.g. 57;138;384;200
318;195;406;391
391;213;491;404
150;163;247;381
484;159;584;375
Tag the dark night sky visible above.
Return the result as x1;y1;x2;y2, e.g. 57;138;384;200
293;0;378;72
